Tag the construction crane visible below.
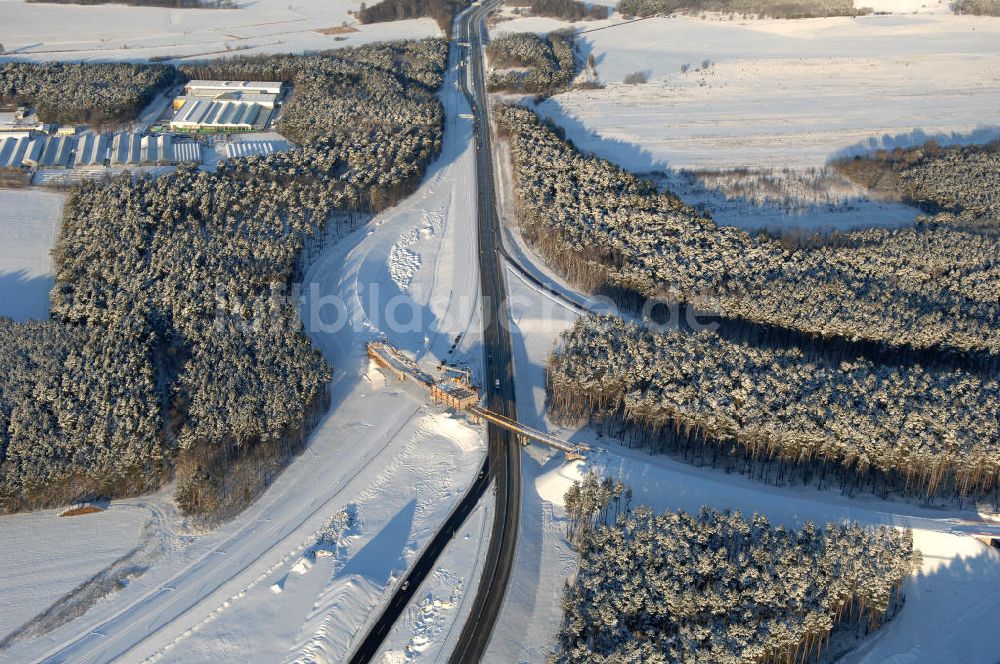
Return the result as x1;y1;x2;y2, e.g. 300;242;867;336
370;341;588;460
439;364;473;386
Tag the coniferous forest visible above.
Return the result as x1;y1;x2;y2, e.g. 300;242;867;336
549;316;1000;502
0;39;448;516
555;496;918;663
0;61;176;125
833;140;1000;229
495;104;1000;367
485;31;576;95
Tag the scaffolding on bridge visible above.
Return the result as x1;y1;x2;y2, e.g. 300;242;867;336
367;341;588;459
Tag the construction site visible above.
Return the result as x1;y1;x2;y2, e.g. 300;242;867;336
367;341;588;460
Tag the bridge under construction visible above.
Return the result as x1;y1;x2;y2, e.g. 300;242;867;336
367;341;588;459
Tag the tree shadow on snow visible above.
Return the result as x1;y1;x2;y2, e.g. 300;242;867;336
0;270;54;322
532;98;667;174
830;126;1000;162
337;498;417;583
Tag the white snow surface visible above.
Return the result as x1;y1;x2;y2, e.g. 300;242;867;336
0;505;147;641
149;411;482;664
378;501;493;662
660;168;924;232
0;35;487;664
0;189;63;321
500;13;1000;170
0;0;440;63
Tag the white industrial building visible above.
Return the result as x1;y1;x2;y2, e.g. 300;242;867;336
170;99;266;132
0;135;74;169
112;132;143;165
110;133;202;166
0;131;203;170
170;140;202;163
184;80;283;97
74;133;109;168
0;136;30;168
22;139;45;168
39;135;74;168
168;79;281;133
224;139;288;159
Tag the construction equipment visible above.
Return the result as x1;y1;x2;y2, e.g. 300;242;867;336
367;341;589;460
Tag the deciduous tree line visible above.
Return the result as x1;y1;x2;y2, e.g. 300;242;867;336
834;140;1000;229
952;0;1000;15
356;0;466;34
508;0;610;21
555;502;918;663
616;0;868;18
0;39;448;516
495;104;1000;366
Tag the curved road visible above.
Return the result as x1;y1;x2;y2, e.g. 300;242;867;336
447;1;523;661
347;2;522;662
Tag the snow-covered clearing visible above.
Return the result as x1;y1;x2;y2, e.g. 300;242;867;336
0;38;487;664
378;500;493;662
149;410;482;664
522;13;1000;171
487;253;1000;663
659;167;923;232
491;11;1000;230
0;189;62;321
0;505;148;642
0;0;439;63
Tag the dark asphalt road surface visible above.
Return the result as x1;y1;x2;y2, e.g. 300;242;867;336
347;2;522;661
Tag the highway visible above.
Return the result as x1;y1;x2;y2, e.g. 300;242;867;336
448;1;523;660
348;1;522;661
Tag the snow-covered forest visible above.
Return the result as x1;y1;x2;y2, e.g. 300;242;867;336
356;0;465;33
0;39;449;516
953;0;1000;15
834;141;1000;229
486;31;575;95
506;0;609;21
549;315;1000;501
555;496;918;663
616;0;868;18
495;104;1000;366
0;318;163;510
0;61;175;125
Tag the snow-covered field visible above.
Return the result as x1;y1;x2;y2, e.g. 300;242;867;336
0;189;63;321
0;505;148;642
149;409;483;663
493;12;1000;172
0;0;439;63
490;10;1000;230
